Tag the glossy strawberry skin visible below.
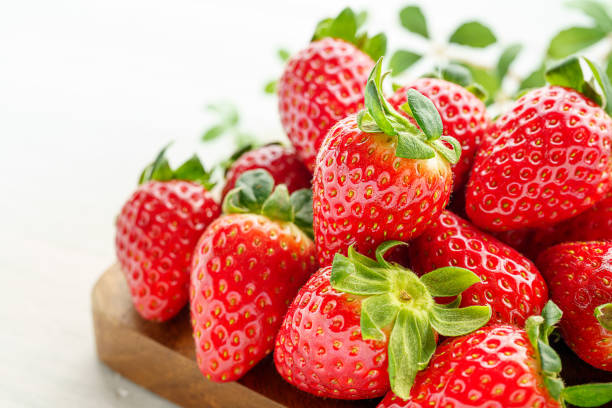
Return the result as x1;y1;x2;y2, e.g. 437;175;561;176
410;211;548;326
222;145;311;198
378;325;561;408
537;241;612;371
531;190;612;249
190;214;317;382
115;180;220;322
278;38;373;171
274;266;390;399
313;115;453;267
466;85;612;231
388;78;490;192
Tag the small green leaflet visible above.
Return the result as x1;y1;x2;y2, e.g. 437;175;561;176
399;6;429;38
449;21;496;48
547;26;606;60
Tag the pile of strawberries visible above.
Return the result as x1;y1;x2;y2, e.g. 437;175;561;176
115;8;612;407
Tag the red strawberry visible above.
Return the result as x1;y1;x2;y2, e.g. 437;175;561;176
190;170;317;382
378;301;612;408
537;241;612;371
313;59;460;266
278;8;386;171
221;144;311;198
410;210;548;326
531;190;612;249
388;78;490;191
275;241;491;400
466;59;612;231
116;149;220;322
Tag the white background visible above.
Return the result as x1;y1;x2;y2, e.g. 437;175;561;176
0;1;590;406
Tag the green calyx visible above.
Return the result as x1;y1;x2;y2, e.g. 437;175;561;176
595;303;612;331
222;169;313;237
525;301;612;407
545;55;612;116
139;144;214;190
423;63;488;101
330;241;491;399
312;7;387;61
357;57;462;165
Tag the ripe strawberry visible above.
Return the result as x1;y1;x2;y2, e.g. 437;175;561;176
379;302;612;408
275;241;491;400
116;149;220;322
531;190;612;249
537;241;612;371
221;144;311;198
190;170;317;382
466;58;612;231
278;8;386;171
388;78;490;192
313;59;460;266
410;210;548;326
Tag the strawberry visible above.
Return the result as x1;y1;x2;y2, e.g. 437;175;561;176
537;241;612;372
278;8;386;171
388;77;490;192
410;210;548;326
190;169;317;382
115;148;220;322
378;301;612;408
466;57;612;231
221;144;311;199
274;241;491;400
313;58;460;266
531;190;612;249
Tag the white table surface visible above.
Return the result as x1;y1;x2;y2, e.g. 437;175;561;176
0;1;582;406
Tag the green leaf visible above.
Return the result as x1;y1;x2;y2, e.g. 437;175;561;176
566;0;612;32
419;267;481;297
607;53;612;81
525;315;544;349
277;48;290;62
396;133;436;160
406;89;443;141
545;56;609;109
462;64;499;104
329;7;358;43
413;316;436;370
356;110;382;133
519;64;546;91
429;304;491;337
362;33;388;61
223;169;274;214
563;383;612;407
449;21;496;48
547;26;606;59
140;144;174;184
465;83;488;101
496;43;523;80
432;136;462;165
374;240;407;268
538;339;562;374
387;309;421;399
290;189;314;236
330;253;391;296
202;124;228;141
356;10;368;28
545;376;565;401
264;80;277;94
347;245;379;268
261;185;292;223
365;79;397;135
595;303;612;331
389;50;422;76
360;294;400;341
541;300;563;338
173;155;212;188
584;58;612;115
440;63;473;87
399;6;429;38
439;295;462;309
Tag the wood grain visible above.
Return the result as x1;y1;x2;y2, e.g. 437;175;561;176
92;264;612;408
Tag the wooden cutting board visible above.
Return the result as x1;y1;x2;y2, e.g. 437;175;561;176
92;263;612;408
